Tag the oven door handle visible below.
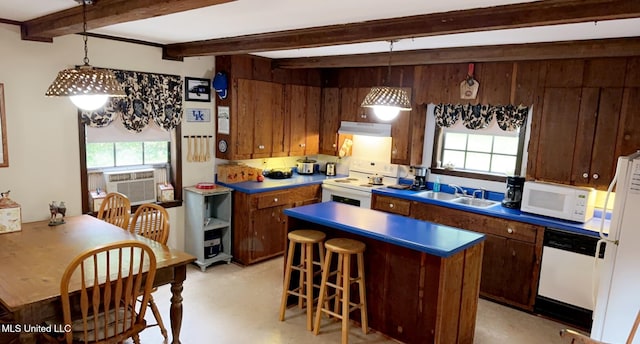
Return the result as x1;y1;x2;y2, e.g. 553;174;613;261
322;183;371;196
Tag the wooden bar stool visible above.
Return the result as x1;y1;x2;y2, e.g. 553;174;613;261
314;238;368;344
279;229;326;331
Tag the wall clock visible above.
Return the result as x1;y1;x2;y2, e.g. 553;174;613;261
218;139;228;153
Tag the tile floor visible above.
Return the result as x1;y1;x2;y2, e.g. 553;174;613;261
137;258;580;343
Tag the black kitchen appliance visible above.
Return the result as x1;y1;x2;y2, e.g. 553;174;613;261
204;230;222;259
265;168;293;179
502;176;526;209
410;166;428;190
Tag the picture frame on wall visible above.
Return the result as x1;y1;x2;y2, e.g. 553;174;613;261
185;77;211;102
0;84;8;168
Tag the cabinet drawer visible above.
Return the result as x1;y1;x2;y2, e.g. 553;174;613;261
483;217;539;243
373;196;411;216
256;192;289;209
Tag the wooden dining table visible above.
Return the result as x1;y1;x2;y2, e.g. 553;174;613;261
0;215;196;344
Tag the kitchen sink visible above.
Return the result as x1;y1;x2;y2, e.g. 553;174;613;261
413;191;459;201
450;197;499;208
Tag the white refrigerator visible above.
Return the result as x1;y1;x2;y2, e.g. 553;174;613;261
591;151;640;343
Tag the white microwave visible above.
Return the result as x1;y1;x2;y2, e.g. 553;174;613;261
521;181;596;223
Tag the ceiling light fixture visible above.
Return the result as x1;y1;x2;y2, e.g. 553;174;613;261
360;40;412;121
45;0;125;111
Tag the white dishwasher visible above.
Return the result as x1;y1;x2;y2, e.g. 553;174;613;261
535;227;605;330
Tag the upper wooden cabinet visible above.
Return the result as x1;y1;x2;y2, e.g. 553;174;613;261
286;85;321;156
319;88;341;155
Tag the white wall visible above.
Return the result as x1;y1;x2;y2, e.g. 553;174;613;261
0;23;216;250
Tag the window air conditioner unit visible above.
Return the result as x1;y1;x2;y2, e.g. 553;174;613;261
103;169;156;205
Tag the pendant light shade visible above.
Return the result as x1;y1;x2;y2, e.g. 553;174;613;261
45;0;125;111
360;41;412;121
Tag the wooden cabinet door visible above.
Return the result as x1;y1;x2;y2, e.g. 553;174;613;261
390;87;413;165
288;85;321;156
340;87;360;122
235;79;255;158
357;87;376;122
252;80;280;158
616;88;640;159
535;88;582;183
250;205;287;262
319;87;340;155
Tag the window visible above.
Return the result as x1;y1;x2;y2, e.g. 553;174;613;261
431;105;529;180
86;141;169;168
440;132;520;175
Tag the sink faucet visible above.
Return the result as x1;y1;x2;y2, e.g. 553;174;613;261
472;188;486;199
449;184;467;197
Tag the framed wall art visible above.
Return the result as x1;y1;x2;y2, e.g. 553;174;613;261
0;84;8;168
185;77;211;102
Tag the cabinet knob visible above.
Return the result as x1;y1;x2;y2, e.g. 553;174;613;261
507;228;514;234
274;198;278;202
332;143;337;148
299;143;305;148
389;203;394;208
258;145;265;150
593;173;599;180
582;173;589;179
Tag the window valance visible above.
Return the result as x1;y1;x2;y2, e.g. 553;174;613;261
80;69;183;132
434;103;528;131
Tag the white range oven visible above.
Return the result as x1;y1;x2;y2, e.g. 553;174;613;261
321;159;398;208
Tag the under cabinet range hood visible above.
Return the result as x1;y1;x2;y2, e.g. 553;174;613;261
337;121;392;137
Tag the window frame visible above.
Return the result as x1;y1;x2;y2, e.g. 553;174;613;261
78;115;183;213
430;125;527;182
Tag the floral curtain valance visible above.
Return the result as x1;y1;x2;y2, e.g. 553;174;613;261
80;69;183;132
434;103;528;131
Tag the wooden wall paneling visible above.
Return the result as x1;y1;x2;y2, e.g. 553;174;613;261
624;57;640;87
445;63;470;104
230;55;253;80
305;86;321;155
476;62;513;105
410;104;427;166
251;55;274;82
383;245;423;342
215;55;232;160
571;88;600;185
457;244;483;344
525;62;547;180
272;83;288;157
412;65;428;104
544;59;584;87
319;87;340;155
616;88;640;158
589;88;623;188
512;61;543;105
583;58;628;88
422;64;448;104
434;251;465;343
535;87;582;183
339;87;360;122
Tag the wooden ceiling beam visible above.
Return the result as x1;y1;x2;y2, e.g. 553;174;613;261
21;0;235;42
164;0;640;59
272;38;640;69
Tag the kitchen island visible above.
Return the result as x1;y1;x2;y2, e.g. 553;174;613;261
284;202;485;344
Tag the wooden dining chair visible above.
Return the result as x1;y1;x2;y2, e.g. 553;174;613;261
128;203;170;341
96;192;131;230
59;240;156;344
560;309;640;344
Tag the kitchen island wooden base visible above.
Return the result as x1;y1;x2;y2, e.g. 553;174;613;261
284;203;485;344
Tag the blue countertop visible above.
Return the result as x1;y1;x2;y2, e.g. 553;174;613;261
217;173;345;194
373;188;610;238
284;202;485;258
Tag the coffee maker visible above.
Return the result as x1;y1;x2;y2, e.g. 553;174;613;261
410;166;428;190
502;176;526;209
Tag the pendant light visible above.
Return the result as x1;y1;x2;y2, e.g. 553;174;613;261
45;0;125;111
361;41;412;121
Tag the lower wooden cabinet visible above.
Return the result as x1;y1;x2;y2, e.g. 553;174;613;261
372;195;544;311
232;185;321;265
